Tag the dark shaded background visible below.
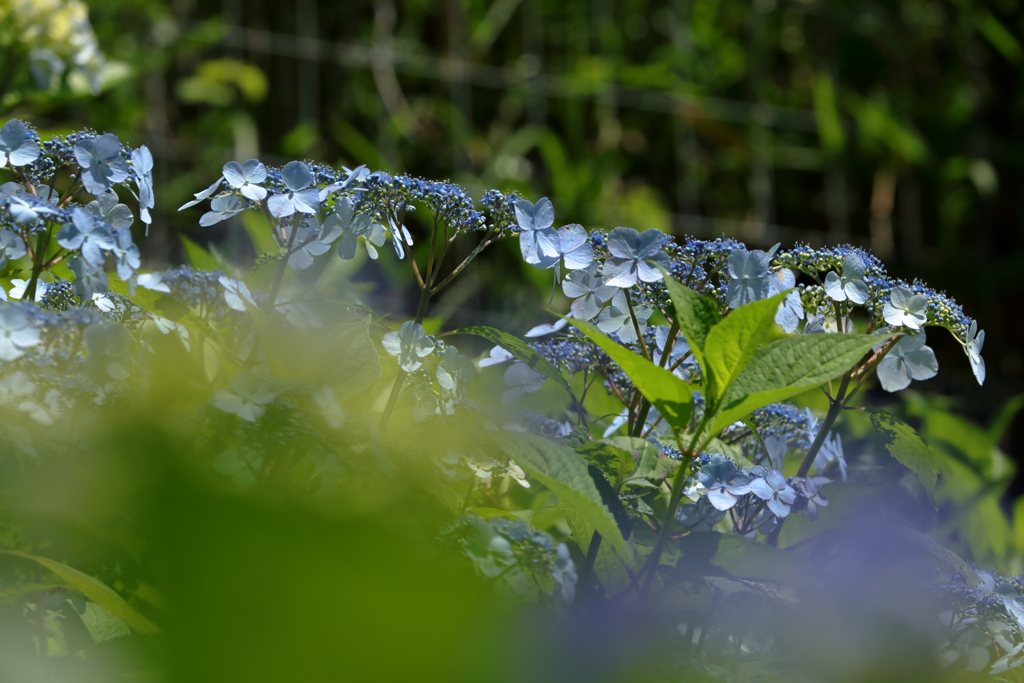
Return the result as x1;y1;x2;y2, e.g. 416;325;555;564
7;0;1024;478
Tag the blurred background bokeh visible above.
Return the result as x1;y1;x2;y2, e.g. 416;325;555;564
4;0;1023;480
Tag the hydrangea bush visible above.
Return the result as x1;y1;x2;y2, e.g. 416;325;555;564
1;118;1020;681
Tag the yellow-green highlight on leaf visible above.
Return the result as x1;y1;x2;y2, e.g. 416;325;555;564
1;550;159;635
869;408;940;494
659;271;720;373
709;333;879;434
569;319;693;433
703;291;787;404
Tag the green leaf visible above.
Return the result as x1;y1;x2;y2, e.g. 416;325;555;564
603;437;678;483
1;550;159;634
673;532;804;583
80;602;131;643
181;235;225;271
660;273;720;372
577;440;638;487
492;432;635;567
703;292;787;403
709;333;878;434
869;409;940;493
452;325;575;404
570;320;693;431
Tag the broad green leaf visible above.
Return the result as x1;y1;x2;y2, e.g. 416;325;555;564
492;432;635;567
577;440;638;487
2;550;159;634
869;409;940;493
602;436;678;483
453;326;575;404
570;320;693;431
181;235;225;271
660;273;720;371
560;505;633;594
80;602;131;643
673;532;804;583
703;292;787;403
709;333;878;434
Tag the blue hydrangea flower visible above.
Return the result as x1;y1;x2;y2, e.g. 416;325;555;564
130;146;155;227
86;189;133;230
7;195;57;225
0;229;27;270
137;272;171;293
267;161;320;218
213;371;278;422
789;476;830;521
603;227;671;287
814;432;847;481
883;286;928;329
726;248;772;309
677;495;727;531
222;159;268;201
74;133;130;194
775;289;805;334
279;215;338;270
0;306;42;361
479;346;514;368
749;470;798;517
965;322;986;386
524;318;569;337
219;276;256;311
876;331;938;392
57;207;115;266
653;324;691;369
824;253;870;304
515;197;559;267
200;194;246;226
69;257;109;300
698;454;752;511
382;321;435;372
110;228;140;280
763;435;787;471
502;361;546;405
437;346;475;400
596;290;652;344
0;120;40;167
552;223;594;271
561;267;617;321
179;177;223;211
322;198;384;260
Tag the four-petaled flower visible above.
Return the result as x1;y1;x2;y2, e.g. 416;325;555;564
323;198;384;260
561;267;617;321
551;223;594;271
789;476;830;521
726;248;772;309
813;432;847;481
87;189;133;230
502;361;546;405
596;290;652;344
749;470;798;517
57;207;115;266
506;459;530;489
131;146;155;226
677;495;727;531
212;371;278;422
436;346;475;400
222;159;268;201
515;197;559;267
0;228;27;270
7;195;56;225
0;306;42;361
200;194;246;226
883;286;928;329
603;227;670;288
824;253;870;304
965;321;985;386
876;331;938;392
382;321;435;372
267;161;320;218
479;346;514;368
279;215;338;270
0;120;40;167
698;454;752;511
74;133;130;195
219;276;256;311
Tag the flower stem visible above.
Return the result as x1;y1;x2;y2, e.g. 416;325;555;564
265;214;301;310
378;284;433;430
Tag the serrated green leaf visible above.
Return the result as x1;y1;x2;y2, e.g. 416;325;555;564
80;602;131;643
661;273;721;372
491;432;636;568
709;333;878;434
869;409;940;493
2;550;158;634
453;325;575;404
570;320;693;432
703;292;787;403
